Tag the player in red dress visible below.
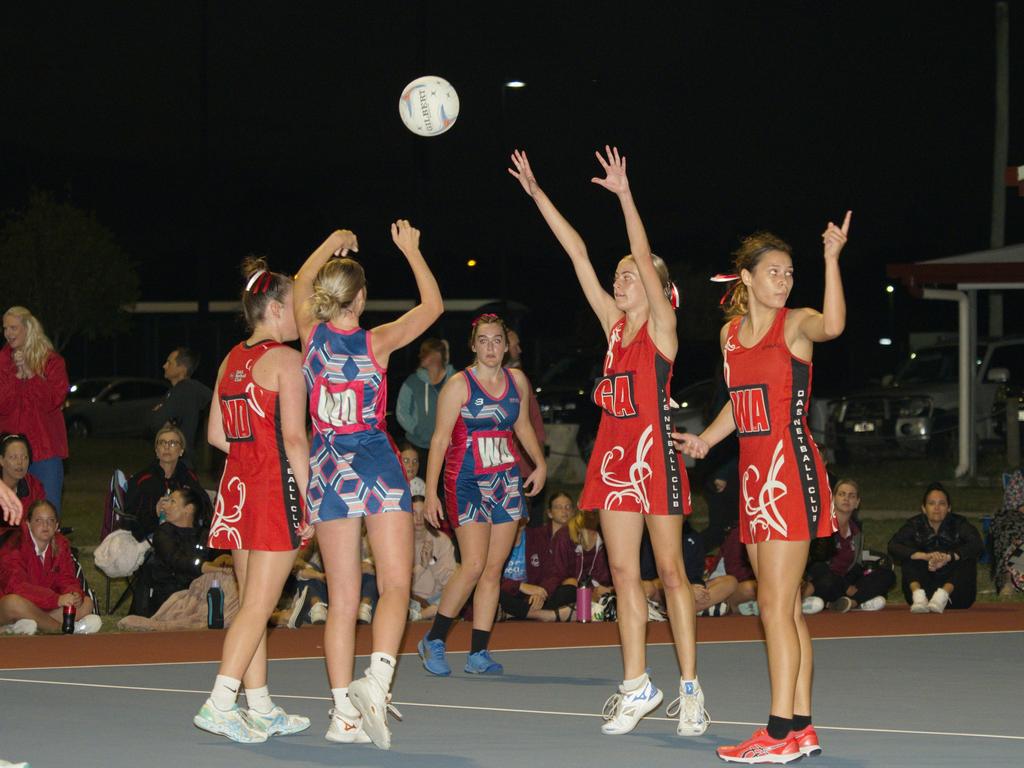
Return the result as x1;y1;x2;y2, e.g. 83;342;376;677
510;147;706;738
194;257;312;744
676;213;851;763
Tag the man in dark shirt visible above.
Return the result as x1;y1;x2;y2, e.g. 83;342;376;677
149;347;212;467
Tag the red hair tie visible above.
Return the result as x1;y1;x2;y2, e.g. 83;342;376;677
711;273;740;306
669;282;680;310
257;272;273;294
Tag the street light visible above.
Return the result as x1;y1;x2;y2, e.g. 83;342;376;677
504;80;527;88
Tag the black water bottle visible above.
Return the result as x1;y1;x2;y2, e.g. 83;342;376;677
62;604;76;634
207;578;224;629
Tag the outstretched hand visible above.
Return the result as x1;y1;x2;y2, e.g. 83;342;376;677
672;431;709;460
508;149;541;197
822;210;852;261
590;145;629;195
391;219;421;255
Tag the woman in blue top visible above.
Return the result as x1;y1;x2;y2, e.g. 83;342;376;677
294;221;442;751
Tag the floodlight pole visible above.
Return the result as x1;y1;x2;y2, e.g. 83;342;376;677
989;2;1009;338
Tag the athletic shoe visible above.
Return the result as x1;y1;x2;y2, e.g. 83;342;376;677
246;705;311;736
928;588;950;614
464;649;503;674
309;602;328;625
704;601;730;617
73;614;102;634
801;596;824;615
716;728;801;764
738;601;760;616
858;596;886;612
791;724;822;757
193;699;268;743
666;680;709;735
0;759;31;767
646;599;668;622
829;596;855;613
910;588;929;613
286;586;312;629
348;673;401;750
408;599;422;622
417;634;451;676
357;602;373;624
325;708;371;744
2;619;37;636
600;677;663;735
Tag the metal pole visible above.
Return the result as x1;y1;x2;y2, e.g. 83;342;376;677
991;1;1009;249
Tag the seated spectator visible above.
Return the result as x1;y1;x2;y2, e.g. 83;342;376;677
548;509;613;609
498;517;576;622
0;500;101;635
125;425;210;542
719;525;758;615
411;495;456;621
888;482;983;613
399;442;426;497
130;487;231;618
802;478;894;613
992;469;1024;597
643;522;737;617
271;539;328;628
1;434;44;521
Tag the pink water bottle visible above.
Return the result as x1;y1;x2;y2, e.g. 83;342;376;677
576;585;593;623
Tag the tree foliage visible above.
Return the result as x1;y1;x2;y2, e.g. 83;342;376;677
0;190;139;350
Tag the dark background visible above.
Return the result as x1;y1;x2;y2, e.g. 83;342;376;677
3;2;1022;393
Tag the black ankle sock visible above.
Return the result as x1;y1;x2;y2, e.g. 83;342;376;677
767;715;792;740
791;714;812;731
427;613;454;642
471;628;491;654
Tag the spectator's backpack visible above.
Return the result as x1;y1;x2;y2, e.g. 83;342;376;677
100;469;130;541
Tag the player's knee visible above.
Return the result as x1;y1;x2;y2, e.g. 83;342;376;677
460;558;486;583
656;559;687;591
607;559;639;585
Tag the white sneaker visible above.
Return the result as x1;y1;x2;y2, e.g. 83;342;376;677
325;707;372;744
2;619;38;636
348;673;401;750
246;705;311;736
801;596;824;615
910;588;929;613
74;614;102;634
357;602;373;624
309;602;328;625
666;679;709;736
286;586;311;629
193;699;268;743
927;588;950;614
738;600;760;616
601;676;663;735
859;596;887;612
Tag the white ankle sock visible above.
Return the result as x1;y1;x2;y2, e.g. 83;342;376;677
912;588;927;603
245;685;274;714
210;675;241;711
332;687;359;716
368;652;396;689
622;672;649;693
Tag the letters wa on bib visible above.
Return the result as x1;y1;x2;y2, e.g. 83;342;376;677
303;323;411;521
209;340;305;551
579;318;690;516
724;308;835;543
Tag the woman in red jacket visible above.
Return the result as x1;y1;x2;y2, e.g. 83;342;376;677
0;308;69;512
1;434;45;521
0;499;100;635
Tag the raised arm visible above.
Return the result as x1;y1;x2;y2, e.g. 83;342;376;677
294;229;360;345
591;146;677;357
793;210;851;345
370;220;443;365
508;150;619;336
423;374;468;527
509;369;547;497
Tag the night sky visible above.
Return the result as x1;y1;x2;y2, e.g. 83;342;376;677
3;2;1022;390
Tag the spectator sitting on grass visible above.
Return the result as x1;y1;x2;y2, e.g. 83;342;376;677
411;495;455;621
548;509;613;610
498;517;576;622
642;522;738;617
802;478;894;614
888;482;983;613
0;499;101;635
271;539;328;628
719;525;758;615
992;468;1024;597
125;425;210;542
399;442;426;497
130;487;231;618
1;433;44;522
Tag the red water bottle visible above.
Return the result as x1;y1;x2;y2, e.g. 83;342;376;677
576;585;592;623
62;604;76;634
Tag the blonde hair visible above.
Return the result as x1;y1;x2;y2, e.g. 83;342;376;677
621;253;674;304
154;424;187;452
311;257;366;321
723;233;792;320
567;509;599;547
3;307;54;376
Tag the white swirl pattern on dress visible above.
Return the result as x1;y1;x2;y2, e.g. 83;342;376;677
209;475;245;550
245;382;266;418
601;424;654;513
743;439;789;540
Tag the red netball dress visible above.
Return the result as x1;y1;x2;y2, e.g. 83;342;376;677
208;341;304;551
723;308;835;544
579;319;690;516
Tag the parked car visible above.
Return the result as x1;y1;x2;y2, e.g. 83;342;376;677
829;336;1024;457
64;377;170;438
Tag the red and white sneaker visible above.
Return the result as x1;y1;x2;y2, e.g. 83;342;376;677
791;724;821;757
716;728;802;764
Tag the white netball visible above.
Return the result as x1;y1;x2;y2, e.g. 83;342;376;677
399;76;460;137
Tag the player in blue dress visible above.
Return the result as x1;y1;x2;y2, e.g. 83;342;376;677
294;221;442;750
419;314;547;676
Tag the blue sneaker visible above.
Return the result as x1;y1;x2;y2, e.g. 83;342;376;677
464;649;503;675
418;634;451;676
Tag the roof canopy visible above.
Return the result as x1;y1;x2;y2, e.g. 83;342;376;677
887;243;1024;295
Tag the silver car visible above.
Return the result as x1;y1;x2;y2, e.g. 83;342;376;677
64;377;170;438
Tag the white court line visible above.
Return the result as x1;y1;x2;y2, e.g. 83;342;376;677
1;676;1022;743
1;627;1020;673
